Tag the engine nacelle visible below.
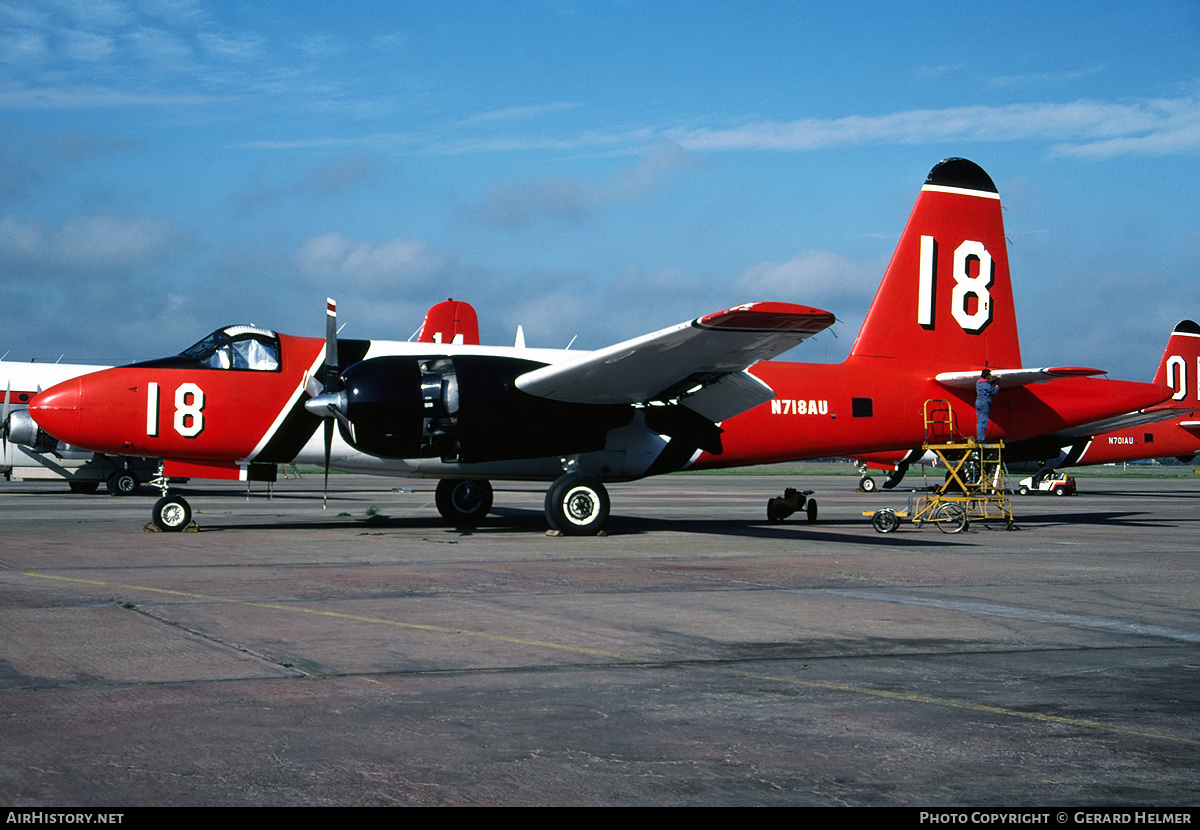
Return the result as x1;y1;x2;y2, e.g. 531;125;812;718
340;355;632;463
5;409;61;453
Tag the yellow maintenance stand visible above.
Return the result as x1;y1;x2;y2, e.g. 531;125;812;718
866;399;1015;533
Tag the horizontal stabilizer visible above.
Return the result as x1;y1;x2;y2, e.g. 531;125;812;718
1046;405;1194;440
516;302;835;410
936;366;1105;389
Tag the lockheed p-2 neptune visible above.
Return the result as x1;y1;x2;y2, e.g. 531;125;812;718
26;159;1174;534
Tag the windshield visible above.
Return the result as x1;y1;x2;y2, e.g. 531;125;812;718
181;326;281;371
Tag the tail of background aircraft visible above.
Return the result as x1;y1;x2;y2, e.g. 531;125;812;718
417;299;480;346
849;158;1021;371
1153;320;1200;405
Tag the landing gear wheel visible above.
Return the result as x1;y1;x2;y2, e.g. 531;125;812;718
806;499;818;523
435;479;493;525
152;494;191;532
933;503;967;534
871;508;899;534
859;476;876;492
68;480;100;494
545;473;609;536
107;470;140;496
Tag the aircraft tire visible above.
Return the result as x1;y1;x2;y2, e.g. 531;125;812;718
68;480;101;494
859;476;876;492
871;509;899;534
806;498;818;523
152;494;191;532
545;473;609;536
107;471;140;496
435;479;493;525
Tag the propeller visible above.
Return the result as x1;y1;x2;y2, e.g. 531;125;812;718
303;298;350;508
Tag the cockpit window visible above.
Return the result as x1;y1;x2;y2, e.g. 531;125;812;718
181;326;280;371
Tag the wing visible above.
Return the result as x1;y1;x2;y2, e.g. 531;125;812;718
515;302;835;421
935;366;1106;389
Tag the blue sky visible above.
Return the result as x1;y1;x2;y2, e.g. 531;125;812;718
1;0;1197;381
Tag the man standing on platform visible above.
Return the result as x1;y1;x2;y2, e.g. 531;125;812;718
975;368;999;442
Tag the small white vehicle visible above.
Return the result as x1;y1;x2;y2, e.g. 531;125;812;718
1016;472;1077;496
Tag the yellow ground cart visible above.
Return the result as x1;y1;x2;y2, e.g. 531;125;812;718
866;400;1015;534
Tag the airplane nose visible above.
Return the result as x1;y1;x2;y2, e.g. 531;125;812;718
28;378;83;443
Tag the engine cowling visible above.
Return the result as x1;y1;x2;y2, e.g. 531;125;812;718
339;355;633;463
5;409;61;453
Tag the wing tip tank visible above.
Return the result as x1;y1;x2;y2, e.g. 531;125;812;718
696;302;835;334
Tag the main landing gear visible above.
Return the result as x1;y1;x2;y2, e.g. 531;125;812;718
544;473;610;536
434;472;612;536
435;479;494;525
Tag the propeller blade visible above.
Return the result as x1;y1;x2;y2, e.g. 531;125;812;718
324;297;338;391
322;298;338;509
2;381;10;457
323;418;333;510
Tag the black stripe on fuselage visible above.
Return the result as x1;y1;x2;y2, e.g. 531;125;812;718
255;338;371;463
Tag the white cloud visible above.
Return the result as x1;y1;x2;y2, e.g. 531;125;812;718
0;84;223;108
0;28;49;62
58;28;116;61
467;142;700;229
460;102;579;125
0;213;190;273
124;25;191;66
733;250;872;302
48;0;131;30
294;233;449;289
235;152;393;214
437;95;1200;161
661;98;1200;152
197;31;262;61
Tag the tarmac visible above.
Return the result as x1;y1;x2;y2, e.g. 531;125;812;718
1;472;1197;807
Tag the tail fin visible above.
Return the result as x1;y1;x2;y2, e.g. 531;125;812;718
849;158;1021;370
1154;320;1200;405
417;299;480;346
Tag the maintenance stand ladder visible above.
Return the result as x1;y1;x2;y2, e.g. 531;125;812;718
867;399;1015;533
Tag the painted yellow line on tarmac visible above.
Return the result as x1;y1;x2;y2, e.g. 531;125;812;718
708;666;1200;746
23;571;1200;746
23;572;635;661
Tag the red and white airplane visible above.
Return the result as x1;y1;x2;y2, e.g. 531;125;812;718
852;319;1200;491
2;360;158;493
24;158;1174;534
1006;319;1200;470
